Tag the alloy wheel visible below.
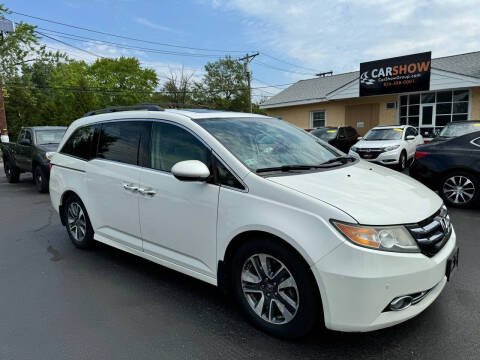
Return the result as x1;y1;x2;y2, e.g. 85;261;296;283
67;202;87;242
241;253;299;325
443;175;475;204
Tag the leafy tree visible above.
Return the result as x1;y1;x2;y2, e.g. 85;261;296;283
160;66;195;107
192;56;249;111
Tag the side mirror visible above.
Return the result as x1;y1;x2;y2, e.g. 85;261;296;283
357;136;363;140
20;138;31;146
406;135;415;140
171;160;210;182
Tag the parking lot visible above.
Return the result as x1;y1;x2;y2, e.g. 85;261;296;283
0;173;479;360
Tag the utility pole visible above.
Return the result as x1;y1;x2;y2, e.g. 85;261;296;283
239;52;259;113
0;19;15;142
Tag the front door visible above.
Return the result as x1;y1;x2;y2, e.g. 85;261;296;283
16;129;33;170
138;121;219;278
420;104;435;137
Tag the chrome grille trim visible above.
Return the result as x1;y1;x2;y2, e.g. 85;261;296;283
406;206;452;257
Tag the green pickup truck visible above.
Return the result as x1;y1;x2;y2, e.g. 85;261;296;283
1;126;67;193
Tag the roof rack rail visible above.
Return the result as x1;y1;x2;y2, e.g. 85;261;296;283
83;104;164;117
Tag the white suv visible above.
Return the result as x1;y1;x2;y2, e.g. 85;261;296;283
49;106;457;338
349;125;424;170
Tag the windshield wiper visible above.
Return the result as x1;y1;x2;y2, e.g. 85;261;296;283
256;158;355;173
319;155;355;165
256;165;323;173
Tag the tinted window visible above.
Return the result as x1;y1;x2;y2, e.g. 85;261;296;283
24;130;32;142
17;130;25;142
405;127;415;137
97;121;151;166
61;125;98;160
346;127;357;138
216;159;244;190
151;122;211;172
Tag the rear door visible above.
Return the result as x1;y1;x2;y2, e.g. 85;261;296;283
137;121;219;278
87;120;151;251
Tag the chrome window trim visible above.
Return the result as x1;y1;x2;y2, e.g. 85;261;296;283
470;137;480;148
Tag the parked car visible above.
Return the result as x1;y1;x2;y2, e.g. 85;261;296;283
1;126;66;192
310;126;359;153
49;106;457;339
430;120;480;143
349;125;424;170
410;131;480;208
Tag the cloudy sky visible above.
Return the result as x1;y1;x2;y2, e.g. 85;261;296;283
8;0;480;100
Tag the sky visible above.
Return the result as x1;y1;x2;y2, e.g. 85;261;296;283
6;0;480;101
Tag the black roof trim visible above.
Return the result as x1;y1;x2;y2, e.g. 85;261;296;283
83;104;164;117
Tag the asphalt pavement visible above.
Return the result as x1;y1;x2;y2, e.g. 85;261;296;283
0;174;479;360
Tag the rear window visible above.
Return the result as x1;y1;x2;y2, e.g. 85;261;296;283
97;121;151;166
439;122;480;138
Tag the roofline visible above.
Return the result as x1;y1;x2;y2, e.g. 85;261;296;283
260;97;327;109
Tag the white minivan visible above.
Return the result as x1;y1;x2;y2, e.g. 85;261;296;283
49;106;458;339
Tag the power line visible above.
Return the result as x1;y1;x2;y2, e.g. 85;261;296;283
36;30;104;59
255;60;313;76
261;53;318;72
35;27;224;58
12;10;251;53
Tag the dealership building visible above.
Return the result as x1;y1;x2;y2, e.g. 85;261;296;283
261;51;480;138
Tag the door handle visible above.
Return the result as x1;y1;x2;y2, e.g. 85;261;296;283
138;188;156;197
123;183;139;192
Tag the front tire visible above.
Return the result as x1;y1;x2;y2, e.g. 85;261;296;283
34;165;49;193
440;171;479;208
4;160;20;183
398;151;407;171
64;194;95;249
231;238;320;339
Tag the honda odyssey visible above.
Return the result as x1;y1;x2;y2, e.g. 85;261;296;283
49;106;458;338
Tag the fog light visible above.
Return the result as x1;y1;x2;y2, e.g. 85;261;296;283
389;296;413;311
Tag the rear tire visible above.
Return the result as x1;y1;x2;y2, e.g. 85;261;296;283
4;160;20;183
34;165;49;193
64;194;95;249
231;238;321;339
439;171;479;208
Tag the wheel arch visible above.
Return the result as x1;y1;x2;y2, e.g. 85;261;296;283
217;230;319;297
59;190;83;226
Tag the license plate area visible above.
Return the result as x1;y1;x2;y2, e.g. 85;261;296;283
446;248;459;281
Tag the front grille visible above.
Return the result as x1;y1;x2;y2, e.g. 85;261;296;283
356;148;384;159
406;206;452;257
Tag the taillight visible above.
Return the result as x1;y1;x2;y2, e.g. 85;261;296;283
415;151;429;160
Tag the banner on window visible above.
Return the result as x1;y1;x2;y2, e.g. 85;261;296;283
359;52;431;96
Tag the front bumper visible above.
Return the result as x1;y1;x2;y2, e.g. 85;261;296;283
311;228;456;332
349;149;401;165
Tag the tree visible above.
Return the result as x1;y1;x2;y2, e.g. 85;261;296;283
160;66;195;107
192;56;249;111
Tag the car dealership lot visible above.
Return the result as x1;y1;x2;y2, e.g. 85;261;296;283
0;175;479;360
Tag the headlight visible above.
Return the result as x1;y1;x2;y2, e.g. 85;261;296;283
384;145;400;152
332;221;419;253
350;146;357;152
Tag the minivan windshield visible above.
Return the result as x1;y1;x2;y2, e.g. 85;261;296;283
439;122;480;138
310;128;338;141
195;117;341;172
35;129;66;145
364;128;403;141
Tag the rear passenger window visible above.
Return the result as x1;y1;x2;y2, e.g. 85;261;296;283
151;122;211;172
61;125;98;160
97;121;151;166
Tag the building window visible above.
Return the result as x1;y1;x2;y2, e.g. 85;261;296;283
310;111;326;128
399;89;470;136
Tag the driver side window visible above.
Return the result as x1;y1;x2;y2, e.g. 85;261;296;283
150;122;211;172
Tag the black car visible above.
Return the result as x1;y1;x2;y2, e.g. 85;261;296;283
410;130;480;208
310;126;359;153
1;126;67;192
430;120;480;143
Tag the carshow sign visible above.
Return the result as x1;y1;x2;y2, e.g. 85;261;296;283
359;52;431;96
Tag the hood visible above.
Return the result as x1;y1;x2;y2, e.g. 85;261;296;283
268;161;442;225
37;143;60;152
355;139;402;149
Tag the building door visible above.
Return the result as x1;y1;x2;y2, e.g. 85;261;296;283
345;103;379;135
420;104;436;138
